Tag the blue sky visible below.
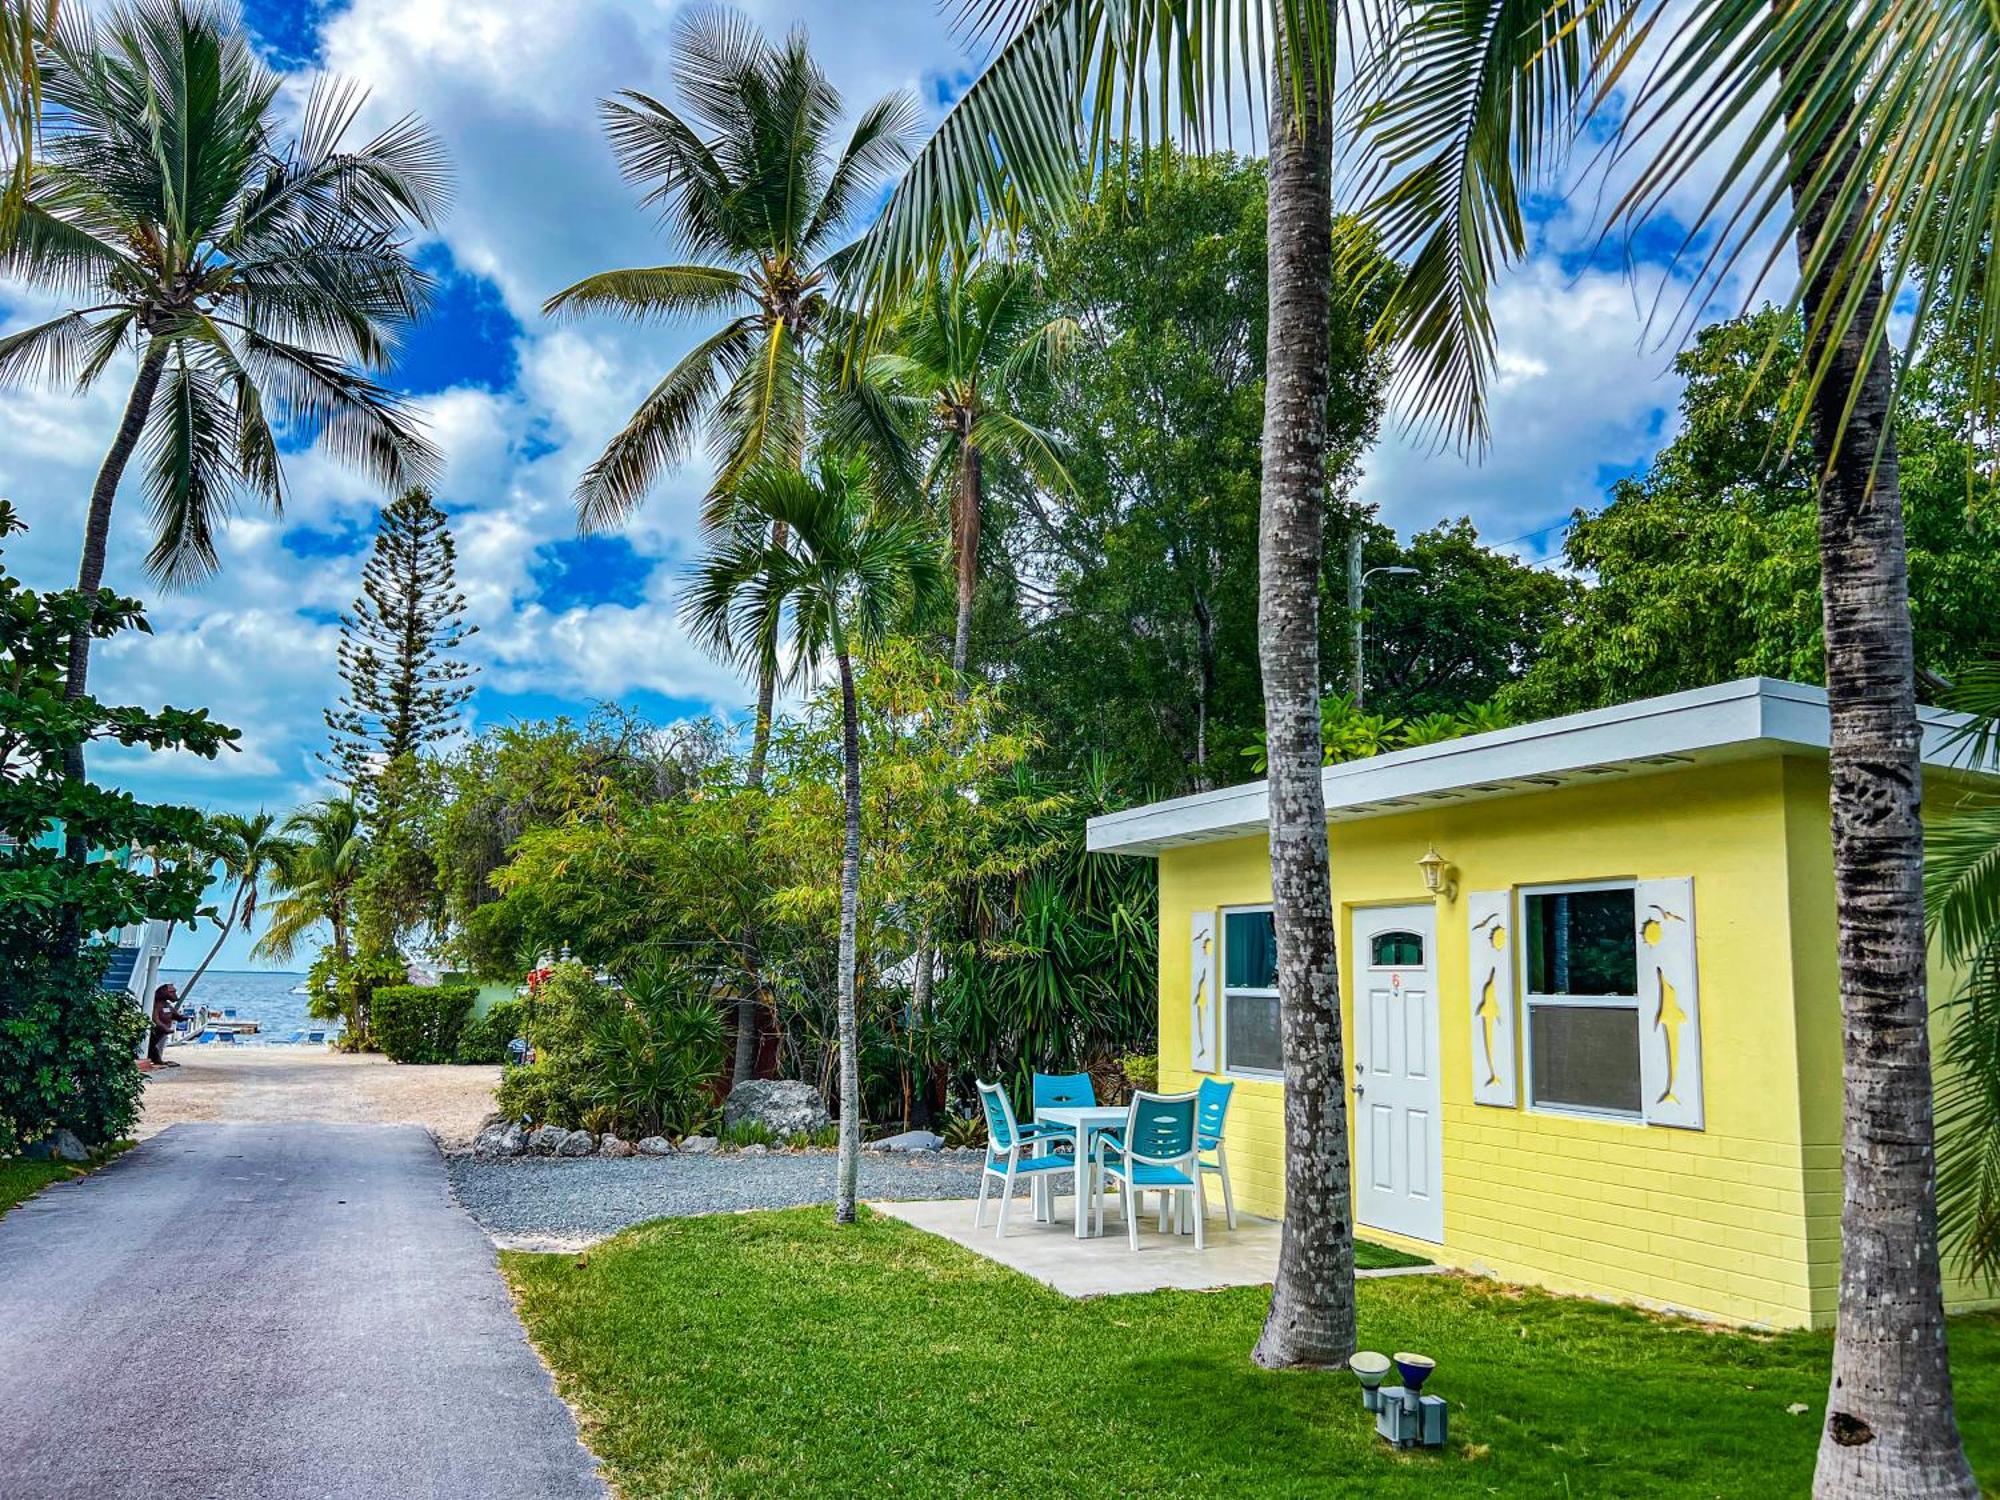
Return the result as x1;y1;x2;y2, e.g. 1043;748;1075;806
0;0;1741;969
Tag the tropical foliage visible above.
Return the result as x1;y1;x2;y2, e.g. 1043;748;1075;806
545;8;917;778
1926;664;2000;1284
683;452;946;1219
0;0;446;787
1508;313;2000;719
0;501;232;1151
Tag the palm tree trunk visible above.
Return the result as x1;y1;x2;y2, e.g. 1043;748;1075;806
60;343;167;877
1252;9;1356;1372
910;924;936;1126
951;441;982;678
744;518;791;786
68;342;167;701
179;881;246;1006
834;646;864;1223
1783;34;1977;1498
736;516;793;1082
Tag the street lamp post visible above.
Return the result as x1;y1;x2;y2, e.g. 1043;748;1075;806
1345;533;1417;708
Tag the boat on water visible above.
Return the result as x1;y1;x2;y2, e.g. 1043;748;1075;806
168;1007;262;1044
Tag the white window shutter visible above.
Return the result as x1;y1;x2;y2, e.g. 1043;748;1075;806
1190;911;1218;1073
1636;877;1703;1130
1467;891;1517;1107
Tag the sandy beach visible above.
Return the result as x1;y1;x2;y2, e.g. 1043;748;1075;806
138;1049;501;1150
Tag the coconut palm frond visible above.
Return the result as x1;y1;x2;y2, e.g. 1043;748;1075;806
542;263;752;324
1605;0;2000;465
573;316;758;532
1345;0;1638;450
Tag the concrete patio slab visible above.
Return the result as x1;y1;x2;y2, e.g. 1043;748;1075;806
875;1194;1450;1298
875;1193;1283;1297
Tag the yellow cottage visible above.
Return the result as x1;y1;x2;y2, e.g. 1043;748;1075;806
1086;678;2000;1329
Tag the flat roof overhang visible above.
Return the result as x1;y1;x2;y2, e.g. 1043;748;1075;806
1086;677;1993;857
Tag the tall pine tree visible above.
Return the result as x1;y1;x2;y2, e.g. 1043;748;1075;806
325;488;478;795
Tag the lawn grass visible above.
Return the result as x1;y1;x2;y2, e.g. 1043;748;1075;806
504;1207;1997;1499
0;1142;130;1218
1355;1237;1430;1270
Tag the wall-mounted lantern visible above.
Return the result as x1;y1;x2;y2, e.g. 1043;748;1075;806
1417;844;1457;902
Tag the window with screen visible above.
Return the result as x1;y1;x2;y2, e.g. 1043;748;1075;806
1521;885;1642;1116
1222;908;1281;1074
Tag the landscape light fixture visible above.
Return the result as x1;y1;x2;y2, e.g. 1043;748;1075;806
1347;1351;1392;1411
1371;1350;1449;1449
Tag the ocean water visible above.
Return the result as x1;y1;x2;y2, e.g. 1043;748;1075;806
160;969;334;1045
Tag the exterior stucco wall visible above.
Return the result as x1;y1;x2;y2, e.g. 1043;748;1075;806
1158;758;1827;1327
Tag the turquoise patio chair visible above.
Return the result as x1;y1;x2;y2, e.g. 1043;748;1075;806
1198;1076;1237;1230
1092;1091;1206;1251
975;1080;1078;1238
1030;1071;1095;1146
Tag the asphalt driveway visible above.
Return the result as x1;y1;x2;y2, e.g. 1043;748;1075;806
0;1123;604;1500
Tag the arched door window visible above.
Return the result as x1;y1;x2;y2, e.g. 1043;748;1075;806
1370;930;1425;968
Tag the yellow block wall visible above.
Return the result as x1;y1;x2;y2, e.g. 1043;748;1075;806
1158;758;1827;1328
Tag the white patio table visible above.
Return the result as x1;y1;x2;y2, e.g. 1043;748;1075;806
1031;1104;1131;1239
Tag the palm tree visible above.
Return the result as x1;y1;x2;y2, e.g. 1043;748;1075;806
849;0;1369;1369
181;810;295;1004
862;260;1075;680
1348;1;1983;1487
254;798;367;968
1;0;445;741
0;0;55;237
682;453;945;1222
543;7;919;785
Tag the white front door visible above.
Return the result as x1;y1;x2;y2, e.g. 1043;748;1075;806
1352;904;1444;1243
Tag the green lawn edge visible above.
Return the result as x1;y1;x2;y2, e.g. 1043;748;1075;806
500;1205;1997;1500
0;1141;133;1219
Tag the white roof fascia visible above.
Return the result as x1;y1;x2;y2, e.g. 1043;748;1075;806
1085;677;1987;857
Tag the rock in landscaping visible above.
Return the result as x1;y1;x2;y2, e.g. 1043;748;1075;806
527;1125;567;1157
557;1130;597;1157
739;1143;769;1157
721;1078;829;1139
598;1135;636;1158
679;1135;718;1155
636;1136;674;1157
473;1123;526;1159
48;1129;90;1163
864;1130;943;1153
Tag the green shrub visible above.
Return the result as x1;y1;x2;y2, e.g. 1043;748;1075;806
495;964;620;1127
494;962;724;1135
939;1112;987;1150
455;998;525;1064
720;1119;776;1149
583;981;724;1139
372;984;477;1064
306;947;407;1051
1120;1052;1159;1097
0;949;147;1156
494;1060;562;1126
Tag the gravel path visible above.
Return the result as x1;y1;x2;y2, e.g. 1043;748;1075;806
448;1150;986;1248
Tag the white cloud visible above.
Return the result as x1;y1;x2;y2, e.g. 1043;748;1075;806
1364;262;1689;555
2;0;1786;971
